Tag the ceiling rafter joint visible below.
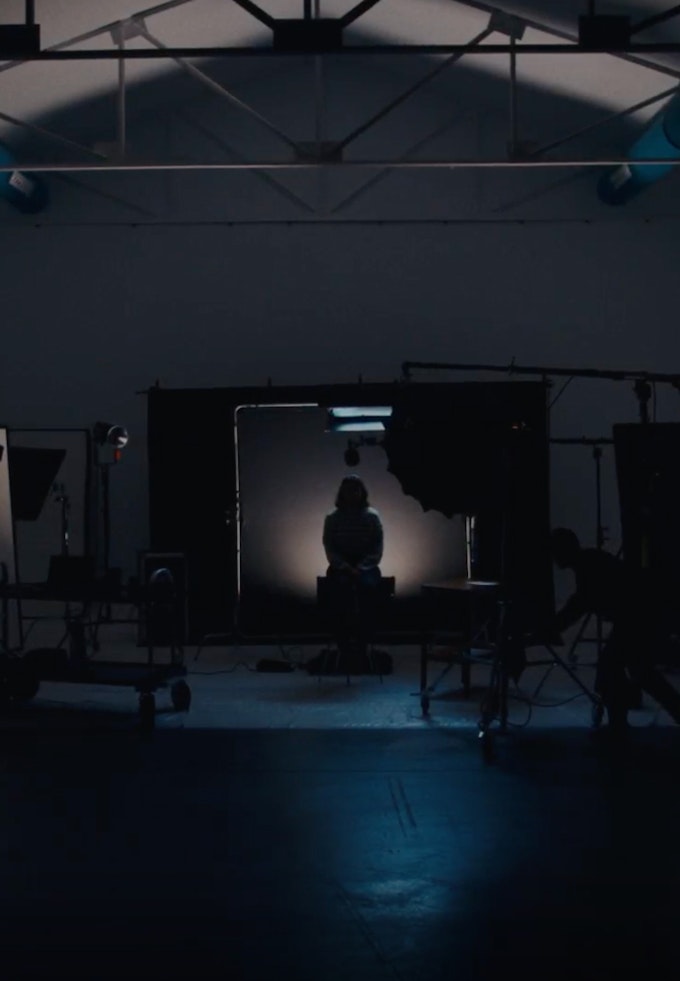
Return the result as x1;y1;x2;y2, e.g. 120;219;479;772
109;18;148;47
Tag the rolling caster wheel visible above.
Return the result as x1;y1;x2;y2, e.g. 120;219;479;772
420;693;430;715
139;692;156;731
171;679;191;712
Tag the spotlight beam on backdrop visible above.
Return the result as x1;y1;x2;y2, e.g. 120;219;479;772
232;401;469;637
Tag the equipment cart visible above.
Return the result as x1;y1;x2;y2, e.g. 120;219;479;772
0;568;192;730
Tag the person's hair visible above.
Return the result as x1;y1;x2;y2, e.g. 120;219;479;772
550;527;580;562
335;474;369;509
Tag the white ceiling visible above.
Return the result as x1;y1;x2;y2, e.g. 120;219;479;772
1;0;679;126
1;0;680;223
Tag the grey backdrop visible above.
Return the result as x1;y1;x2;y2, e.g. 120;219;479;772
236;405;467;609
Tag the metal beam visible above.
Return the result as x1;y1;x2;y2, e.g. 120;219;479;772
528;84;679;158
489;170;593;215
329;23;491;210
339;0;386;29
1;0;678;96
448;0;680;80
0;108;108;159
330;110;471;214
138;26;300;152
492;87;680;215
52;173;158;217
484;83;680;214
6;157;680;173
336;27;494;153
8;42;680;59
631;4;680;36
228;0;276;30
113;28;127;157
509;34;518;153
175;111;316;213
12;215;680;228
312;0;327;213
0;0;200;76
401;360;680;383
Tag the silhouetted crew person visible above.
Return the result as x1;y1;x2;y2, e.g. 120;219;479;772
551;528;680;732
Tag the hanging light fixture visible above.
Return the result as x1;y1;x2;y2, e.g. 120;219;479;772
327;406;392;433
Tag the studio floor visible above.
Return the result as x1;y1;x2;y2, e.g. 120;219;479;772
2;615;680;979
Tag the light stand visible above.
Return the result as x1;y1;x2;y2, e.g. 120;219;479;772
92;422;129;620
53;481;70;556
51;480;75;641
98;459;113;581
549;437;613;670
476;436;520;759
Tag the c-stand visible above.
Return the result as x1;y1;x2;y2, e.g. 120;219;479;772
473;429;604;761
92;422;128;621
549;437;613;670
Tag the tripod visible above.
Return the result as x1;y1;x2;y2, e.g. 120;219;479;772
477;600;512;757
477;602;604;761
52;483;87;659
475;435;604;761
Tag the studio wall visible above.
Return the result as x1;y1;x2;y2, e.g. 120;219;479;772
1;218;679;580
1;39;679;588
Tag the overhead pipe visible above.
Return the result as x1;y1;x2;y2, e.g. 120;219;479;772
598;89;680;204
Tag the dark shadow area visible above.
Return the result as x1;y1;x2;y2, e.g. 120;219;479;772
1;724;679;979
0;699;139;729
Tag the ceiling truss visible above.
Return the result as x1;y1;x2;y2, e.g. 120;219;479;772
1;1;679;220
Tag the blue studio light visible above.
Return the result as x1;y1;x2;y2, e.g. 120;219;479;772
598;91;680;205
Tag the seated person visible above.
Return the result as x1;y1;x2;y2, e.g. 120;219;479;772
322;475;384;656
550;527;680;733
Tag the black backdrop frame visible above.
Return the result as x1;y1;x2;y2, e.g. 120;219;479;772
147;381;553;643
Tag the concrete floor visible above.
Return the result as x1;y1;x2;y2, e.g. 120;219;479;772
2;618;680;979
